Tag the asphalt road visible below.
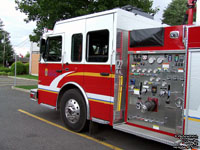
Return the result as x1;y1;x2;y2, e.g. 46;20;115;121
0;76;37;86
0;77;176;150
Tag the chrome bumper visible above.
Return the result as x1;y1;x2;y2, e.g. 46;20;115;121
30;89;38;101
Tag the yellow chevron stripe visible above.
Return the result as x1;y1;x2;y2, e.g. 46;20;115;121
68;72;115;78
38;89;58;94
89;99;113;105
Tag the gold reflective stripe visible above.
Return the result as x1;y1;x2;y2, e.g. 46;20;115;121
68;72;115;78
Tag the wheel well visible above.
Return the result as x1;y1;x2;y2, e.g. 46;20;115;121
57;84;88;113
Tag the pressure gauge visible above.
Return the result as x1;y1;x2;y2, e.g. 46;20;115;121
147;69;152;73
156;77;161;82
148;57;156;64
142;55;148;60
157;57;164;64
132;68;136;72
137;68;141;73
150;77;155;81
142;68;147;73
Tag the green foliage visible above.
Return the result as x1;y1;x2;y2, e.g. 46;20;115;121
8;72;14;76
0;72;8;76
24;63;29;74
15;0;157;43
25;52;30;58
0;19;14;65
11;61;25;75
0;67;11;73
162;0;188;25
10;62;30;75
15;85;38;90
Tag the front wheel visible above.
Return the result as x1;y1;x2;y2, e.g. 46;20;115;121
60;89;87;132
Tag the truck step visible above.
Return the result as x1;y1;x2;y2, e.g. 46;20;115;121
113;123;181;146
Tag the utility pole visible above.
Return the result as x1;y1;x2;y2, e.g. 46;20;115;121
14;52;17;86
3;32;6;67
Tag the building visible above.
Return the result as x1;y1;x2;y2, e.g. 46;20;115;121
29;42;40;75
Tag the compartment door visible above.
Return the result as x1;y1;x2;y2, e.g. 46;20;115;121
84;14;114;122
186;49;200;142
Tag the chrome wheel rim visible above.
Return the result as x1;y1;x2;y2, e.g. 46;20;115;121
65;99;80;124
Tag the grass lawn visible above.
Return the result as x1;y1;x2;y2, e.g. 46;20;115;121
15;85;38;90
16;75;38;80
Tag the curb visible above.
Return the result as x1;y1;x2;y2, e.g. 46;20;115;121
8;76;38;82
11;86;30;93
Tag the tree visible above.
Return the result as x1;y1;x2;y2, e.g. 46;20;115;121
0;19;14;66
15;0;158;43
25;51;30;58
162;0;188;25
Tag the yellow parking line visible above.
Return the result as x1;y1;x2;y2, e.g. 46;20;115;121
18;109;122;150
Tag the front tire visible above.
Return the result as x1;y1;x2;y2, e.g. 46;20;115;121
60;89;87;132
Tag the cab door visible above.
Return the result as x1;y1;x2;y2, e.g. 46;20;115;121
38;33;64;106
84;14;114;122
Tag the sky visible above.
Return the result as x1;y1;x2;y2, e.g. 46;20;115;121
0;0;36;56
0;0;172;56
152;0;172;21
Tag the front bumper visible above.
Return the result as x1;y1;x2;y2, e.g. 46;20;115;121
30;89;38;101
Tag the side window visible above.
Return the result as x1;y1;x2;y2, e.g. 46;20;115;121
71;34;83;62
45;36;62;62
86;30;109;62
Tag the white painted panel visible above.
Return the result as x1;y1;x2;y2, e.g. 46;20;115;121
54;19;86;64
86;14;114;64
188;50;200;111
116;9;165;31
186;49;200;139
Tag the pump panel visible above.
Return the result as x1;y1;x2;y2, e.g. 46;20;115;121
127;52;185;134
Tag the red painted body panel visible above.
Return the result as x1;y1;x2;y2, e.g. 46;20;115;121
89;101;112;121
58;64;84;88
38;90;58;106
188;26;200;48
38;63;114;124
83;65;112;96
39;63;62;86
126;122;175;137
128;26;185;51
37;25;191;135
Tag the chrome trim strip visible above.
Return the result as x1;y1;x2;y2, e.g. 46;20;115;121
184;26;189;134
114;123;181;146
30;98;37;102
40;103;56;109
128;50;185;54
92;117;110;124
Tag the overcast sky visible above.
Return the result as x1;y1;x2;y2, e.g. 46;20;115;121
153;0;172;21
0;0;36;56
0;0;172;56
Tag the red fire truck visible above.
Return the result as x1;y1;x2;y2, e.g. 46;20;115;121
30;0;200;147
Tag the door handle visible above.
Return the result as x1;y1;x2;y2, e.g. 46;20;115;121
56;70;62;73
100;72;110;76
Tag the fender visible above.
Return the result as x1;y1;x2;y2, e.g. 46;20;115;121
56;82;90;120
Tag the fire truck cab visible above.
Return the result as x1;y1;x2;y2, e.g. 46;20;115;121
30;5;200;148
